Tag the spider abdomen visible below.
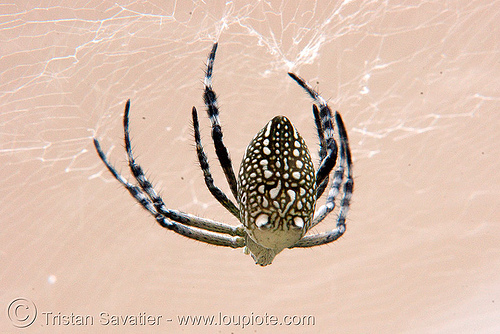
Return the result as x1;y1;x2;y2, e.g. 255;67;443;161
238;116;316;253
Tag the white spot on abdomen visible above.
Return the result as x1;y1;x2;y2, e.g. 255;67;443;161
255;213;269;228
269;180;281;199
264;121;272;137
284;189;296;213
293;217;304;228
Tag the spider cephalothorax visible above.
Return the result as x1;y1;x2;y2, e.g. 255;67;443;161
94;43;353;266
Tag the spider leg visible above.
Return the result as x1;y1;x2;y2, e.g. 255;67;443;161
203;43;239;200
334;111;354;230
192;106;240;219
312;104;329;199
311;112;346;227
311;112;352;228
288;73;338;198
93;137;245;247
290;112;353;247
120;100;244;237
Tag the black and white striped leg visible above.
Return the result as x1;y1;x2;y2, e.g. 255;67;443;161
333;111;354;231
287;72;338;196
192;106;240;219
203;42;239;200
311;112;351;228
312;104;329;199
120;100;243;236
93;137;245;247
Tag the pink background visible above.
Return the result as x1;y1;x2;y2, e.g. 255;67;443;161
1;1;499;333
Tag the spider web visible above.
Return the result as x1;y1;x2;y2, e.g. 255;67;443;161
1;1;499;333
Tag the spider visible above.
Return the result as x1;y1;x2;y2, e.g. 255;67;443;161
93;43;353;266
